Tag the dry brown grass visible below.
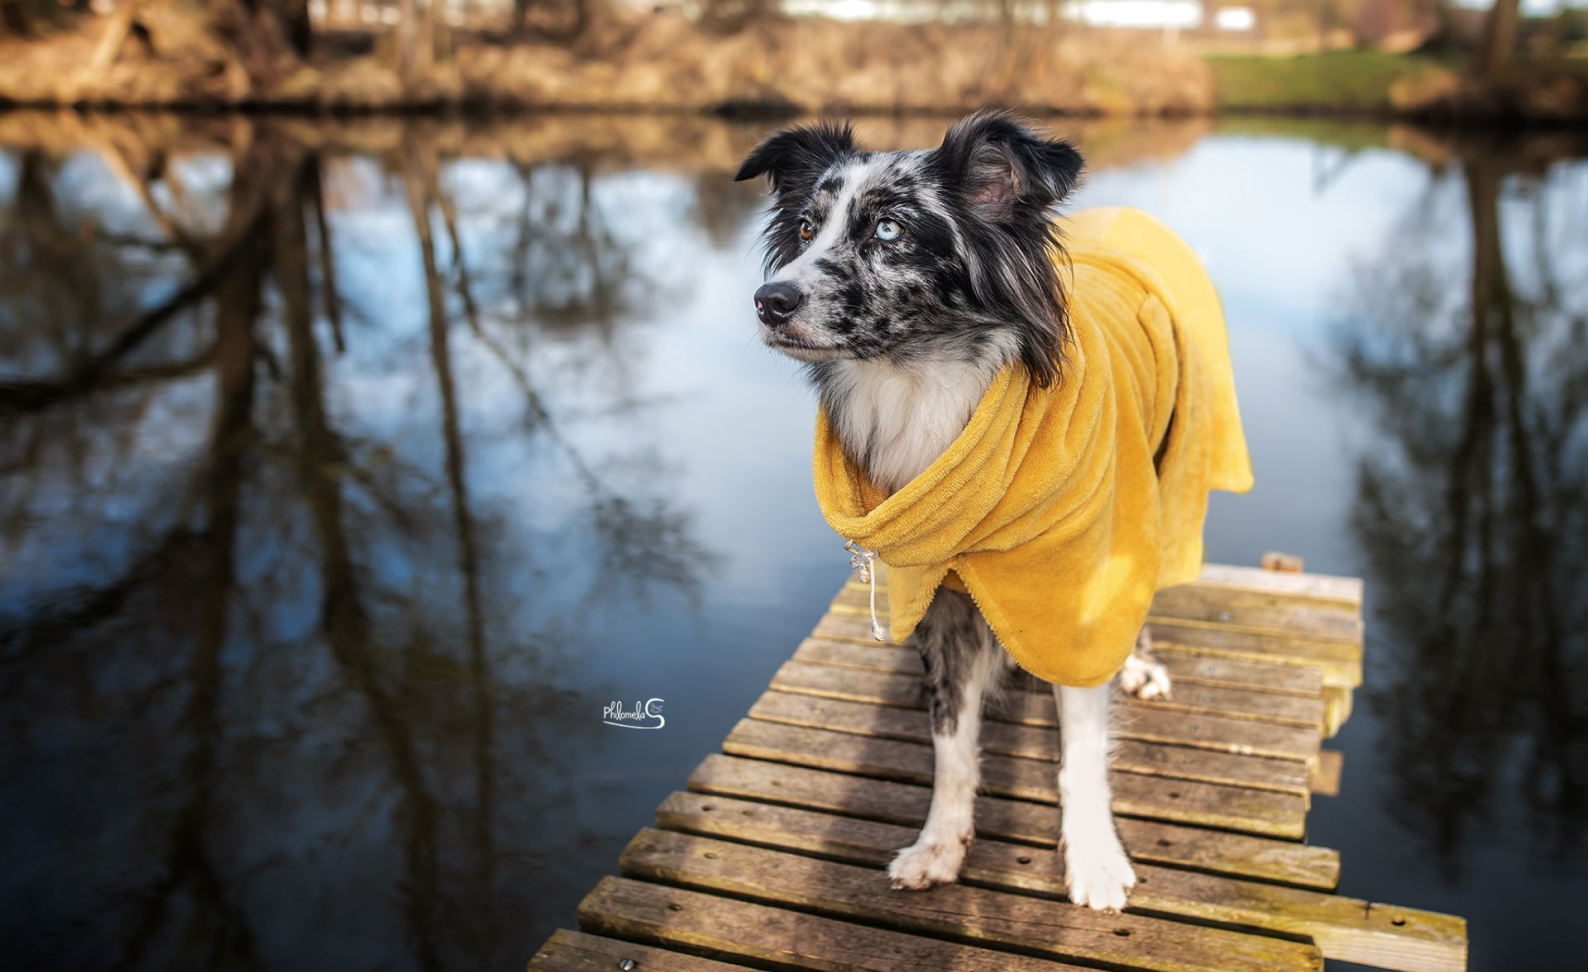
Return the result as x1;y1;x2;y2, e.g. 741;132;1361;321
0;9;1214;116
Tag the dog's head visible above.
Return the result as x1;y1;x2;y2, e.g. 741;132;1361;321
734;111;1083;384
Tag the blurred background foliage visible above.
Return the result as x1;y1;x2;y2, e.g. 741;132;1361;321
0;0;1584;120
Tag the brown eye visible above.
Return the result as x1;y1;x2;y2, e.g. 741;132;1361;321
798;220;814;241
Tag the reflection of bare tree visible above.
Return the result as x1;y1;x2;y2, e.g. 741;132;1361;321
402;136;495;954
0;116;720;970
114;151;270;972
415;141;719;609
506;160;631;333
275;146;451;971
691;169;766;250
1332;145;1588;876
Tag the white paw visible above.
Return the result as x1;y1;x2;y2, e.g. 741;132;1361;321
1118;652;1172;701
887;837;968;890
1063;836;1136;911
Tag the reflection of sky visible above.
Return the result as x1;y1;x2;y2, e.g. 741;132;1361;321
1070;138;1443;571
0;377;212;607
1077;139;1439;320
281;155;836;854
0;147;227;609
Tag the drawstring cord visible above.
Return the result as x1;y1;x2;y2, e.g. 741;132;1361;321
845;540;885;642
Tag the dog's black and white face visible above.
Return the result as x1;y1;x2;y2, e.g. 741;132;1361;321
734;111;1084;385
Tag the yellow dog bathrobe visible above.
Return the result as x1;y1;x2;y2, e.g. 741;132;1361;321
813;207;1254;687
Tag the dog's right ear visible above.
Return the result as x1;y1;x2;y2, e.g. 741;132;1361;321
734;121;856;192
937;110;1083;220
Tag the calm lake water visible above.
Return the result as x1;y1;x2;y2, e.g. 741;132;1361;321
0;111;1584;972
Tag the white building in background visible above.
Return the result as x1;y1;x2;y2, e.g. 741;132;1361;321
779;0;1260;31
779;0;1019;23
1214;6;1257;32
1059;0;1201;30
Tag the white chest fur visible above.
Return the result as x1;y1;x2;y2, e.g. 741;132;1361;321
824;358;1002;493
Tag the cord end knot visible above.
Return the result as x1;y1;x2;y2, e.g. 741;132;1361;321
843;540;885;642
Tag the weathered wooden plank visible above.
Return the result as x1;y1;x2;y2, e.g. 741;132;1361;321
1312;750;1344;798
749;690;1312;796
1147;585;1363;644
792;639;1326;726
801;632;1325;697
529;929;757;972
1153;644;1326;696
816;610;1365;689
657;789;1467;972
674;765;1342;890
1323;685;1355;738
834;580;1362;644
1144;620;1364;687
578;876;1092;972
772;658;1324;762
724;718;1308;838
1104;678;1325;726
1186;563;1363;609
848;562;1363;610
621;828;1324;972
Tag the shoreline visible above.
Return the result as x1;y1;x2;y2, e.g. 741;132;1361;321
1;98;1585;132
4;106;1585;181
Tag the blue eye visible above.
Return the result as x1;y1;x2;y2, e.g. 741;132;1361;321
875;219;902;242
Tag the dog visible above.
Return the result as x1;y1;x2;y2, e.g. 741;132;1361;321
736;111;1178;911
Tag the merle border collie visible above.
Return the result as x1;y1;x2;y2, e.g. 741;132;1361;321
735;111;1172;910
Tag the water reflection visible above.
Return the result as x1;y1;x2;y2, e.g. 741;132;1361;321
0;111;1584;970
1332;137;1588;876
0;115;728;970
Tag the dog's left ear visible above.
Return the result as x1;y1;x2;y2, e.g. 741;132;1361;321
733;120;857;194
936;111;1083;219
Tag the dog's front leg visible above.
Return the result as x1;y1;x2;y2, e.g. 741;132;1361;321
889;597;1001;889
1055;682;1136;910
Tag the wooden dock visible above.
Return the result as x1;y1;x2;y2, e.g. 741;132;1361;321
529;563;1468;972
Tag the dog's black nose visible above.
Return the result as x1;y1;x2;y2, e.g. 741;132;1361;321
754;282;804;326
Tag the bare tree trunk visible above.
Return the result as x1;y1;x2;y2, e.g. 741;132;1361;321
396;0;435;78
1476;0;1520;81
199;0;314;94
278;0;313;56
1;0;34;36
425;0;447;64
88;0;143;78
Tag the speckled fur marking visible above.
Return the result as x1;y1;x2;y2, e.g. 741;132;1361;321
911;588;1005;736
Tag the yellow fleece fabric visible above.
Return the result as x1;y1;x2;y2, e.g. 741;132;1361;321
812;207;1254;687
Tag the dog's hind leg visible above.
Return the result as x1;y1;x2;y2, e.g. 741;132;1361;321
889;590;1004;890
1055;682;1136;910
1117;625;1172;701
